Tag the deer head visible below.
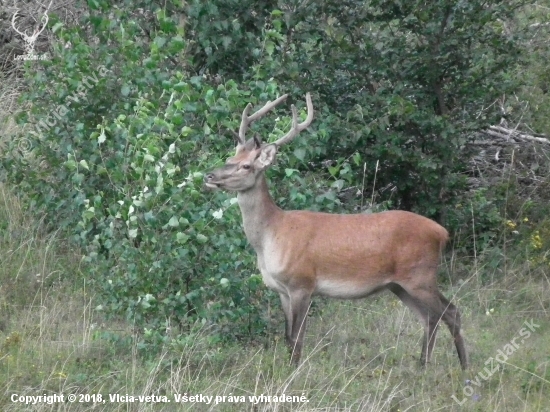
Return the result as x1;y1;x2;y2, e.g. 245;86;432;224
205;93;314;192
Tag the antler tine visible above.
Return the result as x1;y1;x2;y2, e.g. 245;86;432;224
35;12;49;36
34;0;52;37
11;11;27;37
273;92;314;147
237;94;289;146
237;103;253;145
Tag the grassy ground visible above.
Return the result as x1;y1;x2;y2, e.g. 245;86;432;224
0;184;549;412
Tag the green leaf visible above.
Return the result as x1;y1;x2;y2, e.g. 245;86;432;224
121;84;131;96
294;148;306;161
181;126;193;136
97;129;106;144
265;40;275;56
87;0;100;9
154;36;167;48
205;89;215;106
176;232;189;244
83;207;95;220
173;82;188;92
170;35;185;53
353;152;362;166
196;234;208;244
65;159;77;170
52;22;64;33
168;216;179;227
331;179;345;191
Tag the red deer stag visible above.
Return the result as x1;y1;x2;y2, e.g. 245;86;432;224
204;93;468;369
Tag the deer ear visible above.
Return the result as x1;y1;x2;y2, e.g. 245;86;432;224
256;144;277;169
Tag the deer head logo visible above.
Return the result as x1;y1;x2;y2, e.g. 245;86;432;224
11;1;52;58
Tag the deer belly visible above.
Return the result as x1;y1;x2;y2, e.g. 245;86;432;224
315;278;385;299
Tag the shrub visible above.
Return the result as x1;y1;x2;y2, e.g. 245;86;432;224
3;7;326;349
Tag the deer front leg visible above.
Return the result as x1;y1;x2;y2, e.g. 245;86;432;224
279;292;293;346
288;289;312;366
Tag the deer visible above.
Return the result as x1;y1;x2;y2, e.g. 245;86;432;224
204;92;468;370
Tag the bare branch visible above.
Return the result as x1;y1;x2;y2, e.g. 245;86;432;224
487;125;550;144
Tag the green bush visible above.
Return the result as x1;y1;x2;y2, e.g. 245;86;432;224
2;0;344;350
0;10;242;349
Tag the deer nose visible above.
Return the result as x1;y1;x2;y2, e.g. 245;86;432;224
204;173;214;182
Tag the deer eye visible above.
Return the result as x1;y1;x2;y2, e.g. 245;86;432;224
242;164;251;170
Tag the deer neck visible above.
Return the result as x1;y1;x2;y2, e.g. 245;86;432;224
237;173;282;252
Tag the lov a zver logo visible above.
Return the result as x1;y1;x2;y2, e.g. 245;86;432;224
11;0;53;61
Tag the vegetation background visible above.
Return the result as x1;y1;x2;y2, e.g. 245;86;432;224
0;0;549;410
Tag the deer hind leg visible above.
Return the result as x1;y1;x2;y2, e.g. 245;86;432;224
388;283;444;367
438;292;468;370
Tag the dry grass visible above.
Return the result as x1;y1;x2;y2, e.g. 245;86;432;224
0;67;24;124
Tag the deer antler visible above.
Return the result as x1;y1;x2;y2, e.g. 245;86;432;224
237;93;314;147
238;94;289;145
272;92;314;147
33;11;49;38
11;0;52;40
11;11;28;38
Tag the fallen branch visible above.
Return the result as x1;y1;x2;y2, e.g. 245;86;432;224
480;125;550;145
